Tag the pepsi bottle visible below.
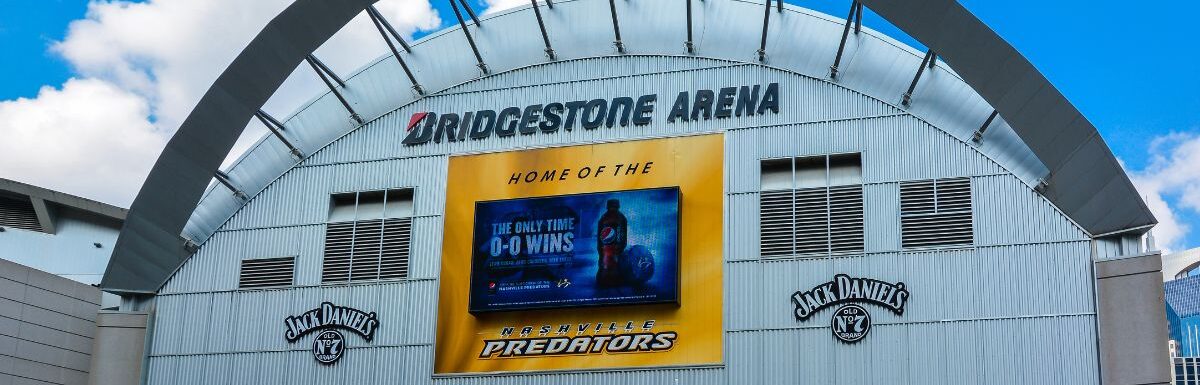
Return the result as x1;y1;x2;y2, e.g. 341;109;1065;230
596;199;627;287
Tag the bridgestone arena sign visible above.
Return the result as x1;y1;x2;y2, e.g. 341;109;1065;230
402;83;780;145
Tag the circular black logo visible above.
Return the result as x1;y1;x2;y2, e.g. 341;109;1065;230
312;330;345;364
830;304;871;343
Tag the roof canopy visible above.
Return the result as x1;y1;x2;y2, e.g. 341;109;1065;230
100;0;1154;294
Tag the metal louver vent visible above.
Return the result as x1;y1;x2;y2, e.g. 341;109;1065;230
238;257;295;289
900;178;973;248
828;185;865;253
322;217;412;283
0;195;43;232
759;190;794;258
793;188;830;255
760;185;864;258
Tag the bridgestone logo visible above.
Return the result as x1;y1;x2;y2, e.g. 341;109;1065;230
402;83;780;145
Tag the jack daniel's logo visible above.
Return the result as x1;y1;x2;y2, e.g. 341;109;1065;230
283;302;379;364
791;275;910;343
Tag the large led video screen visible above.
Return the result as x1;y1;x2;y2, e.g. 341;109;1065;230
468;187;680;313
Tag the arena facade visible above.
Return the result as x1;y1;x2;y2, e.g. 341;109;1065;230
98;0;1171;384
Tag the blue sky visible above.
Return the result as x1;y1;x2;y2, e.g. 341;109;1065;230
0;0;89;100
1;0;1198;251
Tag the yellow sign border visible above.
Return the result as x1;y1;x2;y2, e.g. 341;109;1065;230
434;134;725;374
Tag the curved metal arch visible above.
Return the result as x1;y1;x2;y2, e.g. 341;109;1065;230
102;0;377;293
101;0;1155;294
858;0;1155;237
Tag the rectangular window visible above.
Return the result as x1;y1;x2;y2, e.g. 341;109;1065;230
322;189;414;284
238;257;295;289
760;154;864;258
899;177;973;248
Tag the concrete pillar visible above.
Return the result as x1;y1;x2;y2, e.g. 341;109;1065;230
1096;252;1172;384
87;312;149;385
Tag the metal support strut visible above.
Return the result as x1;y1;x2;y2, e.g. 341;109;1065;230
901;50;935;106
449;0;489;74
456;0;481;26
972;110;999;143
366;6;412;53
830;1;860;79
305;55;364;124
367;6;425;95
685;0;695;54
254;110;304;159
213;171;247;200
608;0;625;54
531;0;556;60
757;0;773;62
854;1;862;34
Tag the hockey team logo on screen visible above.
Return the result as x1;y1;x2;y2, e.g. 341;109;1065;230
791;275;910;343
283;302;380;364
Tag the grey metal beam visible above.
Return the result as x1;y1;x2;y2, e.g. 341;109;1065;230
531;0;556;60
757;0;772;62
829;1;860;79
858;0;1156;235
367;5;413;53
449;0;490;74
306;55;364;124
29;197;56;235
213;171;247;201
972;109;998;143
686;0;696;54
366;6;425;94
457;0;481;26
607;0;625;54
854;2;863;34
0;178;127;221
901;50;934;106
254;110;304;159
305;54;345;87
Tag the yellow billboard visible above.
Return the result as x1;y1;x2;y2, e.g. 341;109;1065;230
435;134;724;374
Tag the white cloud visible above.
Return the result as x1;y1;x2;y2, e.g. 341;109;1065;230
0;0;442;206
0;78;162;206
53;0;440;132
52;0;296;130
1130;131;1200;252
482;0;529;15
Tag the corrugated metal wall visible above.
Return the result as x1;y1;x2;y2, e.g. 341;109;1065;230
149;53;1099;384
